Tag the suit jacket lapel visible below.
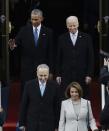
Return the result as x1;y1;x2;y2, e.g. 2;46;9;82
67;32;79;47
69;98;84;120
37;25;45;42
68;99;77;119
35;80;42;97
35;25;47;47
28;24;36;47
66;33;74;47
75;32;82;47
78;98;86;119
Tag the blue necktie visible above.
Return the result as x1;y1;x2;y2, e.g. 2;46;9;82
34;28;38;47
40;84;45;96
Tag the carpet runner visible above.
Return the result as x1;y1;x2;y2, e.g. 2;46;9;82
3;80;21;131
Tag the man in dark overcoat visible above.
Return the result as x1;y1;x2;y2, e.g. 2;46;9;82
19;64;61;131
56;16;94;98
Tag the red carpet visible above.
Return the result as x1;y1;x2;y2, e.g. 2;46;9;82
3;79;101;131
3;80;21;131
90;79;101;128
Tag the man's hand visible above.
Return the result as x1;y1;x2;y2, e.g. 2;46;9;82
104;58;109;72
0;107;3;112
56;76;61;85
8;39;17;50
54;128;58;131
19;126;25;131
85;76;92;85
93;129;99;131
104;58;109;66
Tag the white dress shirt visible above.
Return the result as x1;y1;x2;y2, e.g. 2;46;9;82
39;81;46;96
70;31;78;46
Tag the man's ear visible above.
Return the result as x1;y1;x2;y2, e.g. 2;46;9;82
41;16;44;22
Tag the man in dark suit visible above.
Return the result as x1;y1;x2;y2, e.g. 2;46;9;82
9;9;54;95
100;60;109;131
56;16;94;98
100;84;109;131
19;64;61;131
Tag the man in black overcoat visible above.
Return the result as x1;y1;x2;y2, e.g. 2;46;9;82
19;64;61;131
100;59;109;131
56;16;94;98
